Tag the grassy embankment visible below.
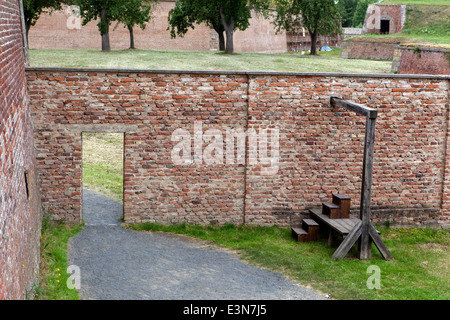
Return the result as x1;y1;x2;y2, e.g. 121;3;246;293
29;48;392;74
361;2;450;45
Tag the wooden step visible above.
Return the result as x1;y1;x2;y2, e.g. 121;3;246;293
309;208;360;236
322;202;341;219
302;219;319;241
332;194;350;218
291;227;309;242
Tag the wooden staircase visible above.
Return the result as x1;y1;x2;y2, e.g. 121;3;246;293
291;193;351;242
322;194;351;219
291;219;319;242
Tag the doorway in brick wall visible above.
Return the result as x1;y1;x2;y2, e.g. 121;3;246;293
81;132;124;224
380;19;390;34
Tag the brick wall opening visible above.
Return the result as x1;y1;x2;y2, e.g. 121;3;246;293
81;132;124;221
27;69;450;228
380;20;390;34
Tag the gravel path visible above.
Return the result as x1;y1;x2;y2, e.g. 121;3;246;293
68;189;327;300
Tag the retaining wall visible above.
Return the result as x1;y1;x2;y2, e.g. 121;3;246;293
26;68;450;228
0;0;43;300
393;45;450;75
340;37;404;60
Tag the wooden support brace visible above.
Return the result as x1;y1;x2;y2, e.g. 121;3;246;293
332;221;362;259
332;223;393;260
369;225;393;261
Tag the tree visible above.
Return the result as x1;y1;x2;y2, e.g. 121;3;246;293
273;0;341;55
116;0;153;49
23;0;63;42
352;0;377;28
167;0;269;54
77;0;125;51
336;0;358;28
167;0;226;51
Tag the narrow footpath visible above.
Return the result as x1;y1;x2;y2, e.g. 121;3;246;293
68;189;327;300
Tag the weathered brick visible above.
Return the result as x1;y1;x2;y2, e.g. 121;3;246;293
26;70;450;229
1;0;42;300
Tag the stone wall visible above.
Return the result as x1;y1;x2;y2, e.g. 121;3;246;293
340;37;404;60
28;3;287;53
26;68;450;228
0;0;43;300
393;45;450;75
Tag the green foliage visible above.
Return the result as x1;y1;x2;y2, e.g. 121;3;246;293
273;0;341;54
336;0;358;27
76;0;126;35
23;0;63;32
75;0;153;50
167;0;270;53
352;0;378;28
116;0;153;30
167;0;224;38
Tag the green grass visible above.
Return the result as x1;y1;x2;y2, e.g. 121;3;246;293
381;0;450;5
401;4;450;42
82;133;124;202
126;222;450;300
34;215;83;300
28;48;393;74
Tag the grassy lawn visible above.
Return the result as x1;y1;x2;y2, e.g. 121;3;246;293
126;222;450;300
34;35;449;300
77;133;450;300
39;132;450;300
34;215;83;300
82;132;124;202
28;48;393;74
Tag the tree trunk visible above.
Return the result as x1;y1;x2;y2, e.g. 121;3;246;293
218;31;225;51
25;23;30;45
309;30;318;55
101;8;111;52
213;25;225;51
25;18;32;45
220;6;235;54
224;29;234;54
128;25;135;49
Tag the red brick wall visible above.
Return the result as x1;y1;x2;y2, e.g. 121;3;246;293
340;38;403;60
28;3;287;53
397;46;450;75
26;69;450;228
0;0;43;300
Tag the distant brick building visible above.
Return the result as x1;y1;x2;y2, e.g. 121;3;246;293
363;4;406;35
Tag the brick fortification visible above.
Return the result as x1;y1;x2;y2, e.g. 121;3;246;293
26;69;450;228
0;0;43;299
27;2;287;53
